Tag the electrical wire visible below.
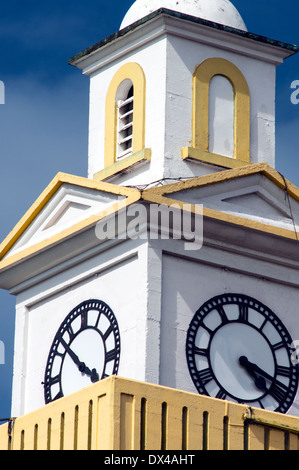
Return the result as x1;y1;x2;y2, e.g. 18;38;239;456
124;176;197;191
125;172;299;241
278;172;299;241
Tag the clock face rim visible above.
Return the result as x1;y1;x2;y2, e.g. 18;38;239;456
186;293;299;414
44;299;121;404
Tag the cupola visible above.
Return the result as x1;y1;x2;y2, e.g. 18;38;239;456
69;0;296;186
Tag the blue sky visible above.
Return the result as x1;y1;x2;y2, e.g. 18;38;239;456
0;0;298;419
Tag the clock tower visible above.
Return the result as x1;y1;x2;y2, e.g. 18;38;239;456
1;0;299;419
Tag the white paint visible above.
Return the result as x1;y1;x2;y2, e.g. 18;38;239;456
5;1;299;418
120;0;247;31
6;183;125;259
11;239;150;416
210;322;275;401
165;172;299;232
84;12;282;186
160;252;299;416
7;182;299;416
60;329;106;397
209;75;234;157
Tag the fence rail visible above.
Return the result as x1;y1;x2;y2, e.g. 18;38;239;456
1;376;299;450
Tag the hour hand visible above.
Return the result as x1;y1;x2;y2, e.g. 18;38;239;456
81;365;99;383
61;338;85;370
61;339;99;382
239;356;267;391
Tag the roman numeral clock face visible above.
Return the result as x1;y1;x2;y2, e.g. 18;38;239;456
44;300;121;404
186;294;299;413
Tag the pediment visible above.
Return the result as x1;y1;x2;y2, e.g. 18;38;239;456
0;173;140;262
167;173;296;227
143;164;299;236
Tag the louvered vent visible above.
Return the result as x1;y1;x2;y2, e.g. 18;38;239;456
117;86;134;160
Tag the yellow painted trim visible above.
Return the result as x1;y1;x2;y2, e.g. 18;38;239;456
94;148;151;182
142;163;299;242
2;376;299;450
243;407;299;434
143;163;299;200
1;163;299;273
143;192;299;242
103;62;149;177
186;58;250;168
0;173;142;269
182;146;250;169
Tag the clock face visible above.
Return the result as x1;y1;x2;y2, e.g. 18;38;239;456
186;294;299;413
44;299;121;404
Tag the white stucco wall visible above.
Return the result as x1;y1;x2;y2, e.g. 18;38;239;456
11;238;150;416
10;219;299;418
87;23;277;185
159;247;299;417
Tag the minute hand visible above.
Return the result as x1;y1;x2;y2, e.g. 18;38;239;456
249;362;276;382
240;356;285;388
61;338;99;382
239;356;267;391
61;338;85;371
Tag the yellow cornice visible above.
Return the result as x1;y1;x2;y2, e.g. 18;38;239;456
143;163;298;199
0;163;298;274
0;172;142;269
142;163;299;242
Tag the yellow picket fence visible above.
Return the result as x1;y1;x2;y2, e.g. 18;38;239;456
1;376;299;450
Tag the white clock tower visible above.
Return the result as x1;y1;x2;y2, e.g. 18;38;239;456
1;0;299;419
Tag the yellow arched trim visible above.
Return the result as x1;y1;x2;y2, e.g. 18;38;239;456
97;62;150;181
182;58;250;169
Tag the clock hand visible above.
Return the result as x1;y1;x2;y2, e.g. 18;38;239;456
61;338;99;382
81;365;99;383
239;356;290;401
239;356;267;391
248;361;277;383
61;338;86;371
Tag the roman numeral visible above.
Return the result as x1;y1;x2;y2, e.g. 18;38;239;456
269;381;288;403
277;365;291;378
272;341;285;351
106;348;117;362
49;375;60;386
95;312;101;328
217;306;228;324
239;304;248;323
260;318;268;330
81;310;88;328
66;324;75;340
215;389;227;400
103;325;113;341
197;368;214;386
193;346;208;357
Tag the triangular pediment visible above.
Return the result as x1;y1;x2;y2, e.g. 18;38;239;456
0;173;140;262
143;163;299;237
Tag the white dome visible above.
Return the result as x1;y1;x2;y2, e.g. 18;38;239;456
120;0;247;31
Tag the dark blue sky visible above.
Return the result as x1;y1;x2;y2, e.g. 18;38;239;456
0;0;298;419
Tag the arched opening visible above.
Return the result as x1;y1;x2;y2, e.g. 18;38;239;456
182;58;250;169
116;82;134;160
209;75;234;158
